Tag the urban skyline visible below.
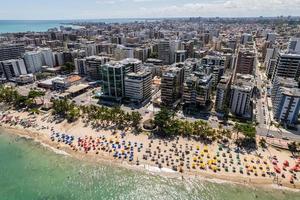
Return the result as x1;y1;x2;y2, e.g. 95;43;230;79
1;2;300;199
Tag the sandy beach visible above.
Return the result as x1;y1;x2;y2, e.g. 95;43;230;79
1;110;300;191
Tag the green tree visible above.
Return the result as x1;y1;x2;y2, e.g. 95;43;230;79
61;62;75;74
288;142;298;156
154;107;175;137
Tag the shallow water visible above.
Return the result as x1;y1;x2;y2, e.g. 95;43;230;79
0;128;299;200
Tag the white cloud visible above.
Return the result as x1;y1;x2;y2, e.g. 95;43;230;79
134;0;300;17
96;0;116;4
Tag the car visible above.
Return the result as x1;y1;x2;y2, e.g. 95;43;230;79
282;137;289;141
266;133;275;138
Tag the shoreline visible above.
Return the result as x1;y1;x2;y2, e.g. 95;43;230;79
1;124;300;193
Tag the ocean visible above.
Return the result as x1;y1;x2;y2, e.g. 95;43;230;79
0;19;158;34
0;128;299;200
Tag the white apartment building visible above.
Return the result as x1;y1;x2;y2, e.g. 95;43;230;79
40;48;54;67
0;59;27;80
230;74;254;117
24;51;43;73
124;70;152;104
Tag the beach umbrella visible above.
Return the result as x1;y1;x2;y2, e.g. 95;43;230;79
274;165;281;173
290;176;294;184
283;160;289;167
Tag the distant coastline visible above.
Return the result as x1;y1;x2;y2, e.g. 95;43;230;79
0;18;162;34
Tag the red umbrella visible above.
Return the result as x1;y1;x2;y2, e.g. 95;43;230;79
283;160;289;167
274;165;281;173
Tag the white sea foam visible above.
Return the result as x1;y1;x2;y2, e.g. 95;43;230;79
144;164;176;173
39;142;71;156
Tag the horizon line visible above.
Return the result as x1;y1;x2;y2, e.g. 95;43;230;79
1;16;300;21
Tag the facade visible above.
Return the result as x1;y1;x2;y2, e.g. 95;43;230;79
0;43;25;61
271;77;300;125
235;48;256;75
266;33;277;43
265;47;278;79
124;70;152;104
240;33;252;45
74;58;87;75
288;37;300;54
85;56;110;81
161;66;184;106
215;75;231;112
202;54;226;67
230;74;254;117
183;72;213;107
120;58;142;74
114;45;134;60
0;59;27;80
174;50;187;63
271;52;300;83
24;51;43;73
40;48;54;67
53;51;64;66
101;62;126;102
158;40;171;64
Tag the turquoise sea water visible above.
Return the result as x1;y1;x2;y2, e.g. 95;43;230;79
0;128;299;200
0;19;158;33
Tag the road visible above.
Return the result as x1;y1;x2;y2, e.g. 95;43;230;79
254;43;300;142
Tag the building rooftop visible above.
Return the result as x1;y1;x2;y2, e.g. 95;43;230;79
281;87;300;97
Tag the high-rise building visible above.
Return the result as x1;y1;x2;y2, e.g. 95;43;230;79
120;58;142;74
264;47;279;79
271;52;300;83
235;48;256;75
101;62;126;102
240;33;252;45
288;38;300;54
158;40;171;64
0;43;25;61
174;50;187;63
40;48;54;67
134;48;148;62
215;75;231;113
85;56;110;81
124;70;152;104
74;58;87;76
271;77;300;125
53;51;64;66
183;72;213;107
202;54;226;67
266;33;277;43
0;59;27;80
230;74;254;117
114;45;134;60
24;51;43;73
161;66;184;106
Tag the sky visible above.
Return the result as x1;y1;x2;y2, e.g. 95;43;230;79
1;0;300;20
